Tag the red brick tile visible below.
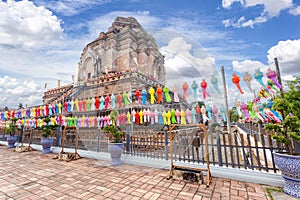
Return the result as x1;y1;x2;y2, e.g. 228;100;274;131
149;193;161;200
230;189;238;196
230;195;247;200
169;183;184;190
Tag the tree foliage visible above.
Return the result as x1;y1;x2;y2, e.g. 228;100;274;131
5;117;19;136
283;76;300;119
267;76;300;154
272;77;300;119
38;117;56;138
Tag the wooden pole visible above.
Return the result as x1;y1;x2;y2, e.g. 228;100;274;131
221;66;231;134
274;57;284;98
274;57;285;119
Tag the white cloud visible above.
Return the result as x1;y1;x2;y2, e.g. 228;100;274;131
222;0;293;17
232;60;268;74
222;19;232;28
223;16;268;28
0;76;18;87
34;0;111;16
161;37;192;55
289;5;300;15
231;40;300;78
0;0;83;89
228;39;300;105
0;44;79;87
0;1;84;90
0;0;63;47
222;15;265;28
267;39;300;75
160;37;216;78
159;37;222;104
281;74;297;81
229;59;287;106
0;76;43;108
255;0;293;17
222;0;241;8
163;16;228;44
222;0;295;28
7;85;26;95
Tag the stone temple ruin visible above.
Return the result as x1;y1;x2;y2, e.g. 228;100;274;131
77;16;166;86
42;16;191;131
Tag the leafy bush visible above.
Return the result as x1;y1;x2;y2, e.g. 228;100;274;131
5;118;19;136
265;76;300;154
103;110;124;143
38;118;56;138
265;114;300;154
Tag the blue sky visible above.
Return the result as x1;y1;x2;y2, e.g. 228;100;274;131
0;0;300;109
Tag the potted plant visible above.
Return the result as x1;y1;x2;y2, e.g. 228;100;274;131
264;76;300;198
6;117;19;148
103;110;124;166
39;117;55;154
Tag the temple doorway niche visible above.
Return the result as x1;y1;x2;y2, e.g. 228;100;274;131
83;57;93;82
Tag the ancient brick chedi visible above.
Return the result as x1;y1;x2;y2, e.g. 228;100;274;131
43;17;167;104
77;16;166;86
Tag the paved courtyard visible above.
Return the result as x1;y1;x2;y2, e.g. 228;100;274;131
0;145;277;200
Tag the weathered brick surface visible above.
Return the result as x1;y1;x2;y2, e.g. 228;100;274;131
0;145;275;200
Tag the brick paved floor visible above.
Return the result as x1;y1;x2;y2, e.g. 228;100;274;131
0;145;274;200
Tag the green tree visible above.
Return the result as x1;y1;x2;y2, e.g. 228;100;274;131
272;76;300;119
284;76;300;119
267;76;300;154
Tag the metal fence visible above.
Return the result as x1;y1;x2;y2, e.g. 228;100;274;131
0;123;286;174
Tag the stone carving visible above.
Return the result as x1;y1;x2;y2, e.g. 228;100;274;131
87;47;103;76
